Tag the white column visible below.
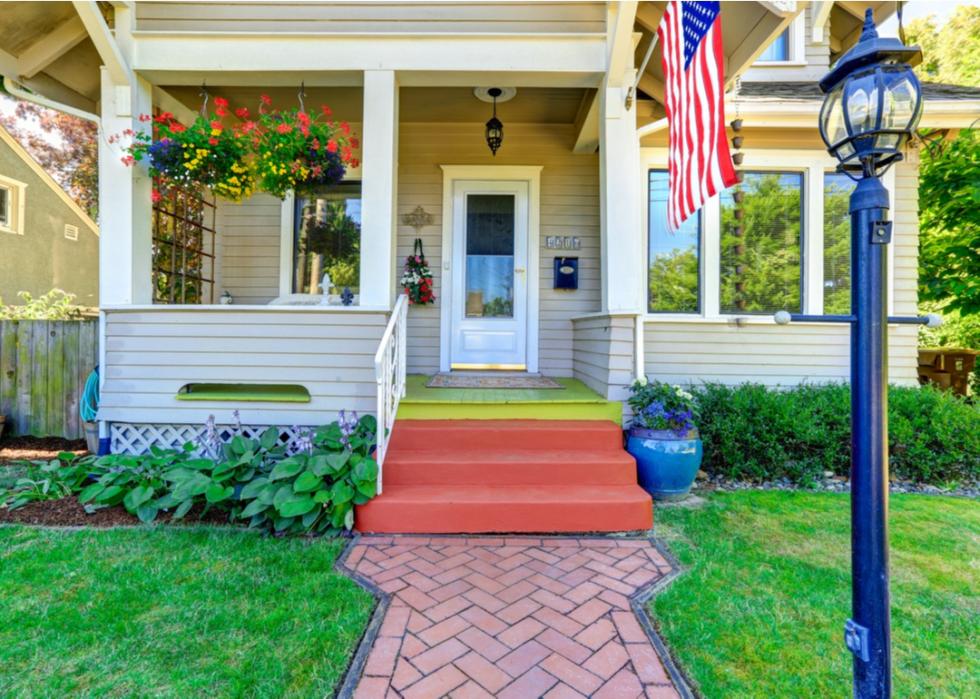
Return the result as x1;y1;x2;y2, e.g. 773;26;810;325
98;68;153;306
359;70;399;308
599;77;645;313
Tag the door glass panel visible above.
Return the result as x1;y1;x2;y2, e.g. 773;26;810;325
465;194;515;318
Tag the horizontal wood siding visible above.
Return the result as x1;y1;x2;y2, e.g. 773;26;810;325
398;122;601;375
215;194;283;305
572;315;634;401
134;2;605;34
99;309;387;426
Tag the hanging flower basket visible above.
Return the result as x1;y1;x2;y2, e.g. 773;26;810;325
117;99;255;202
253;96;358;199
401;239;435;305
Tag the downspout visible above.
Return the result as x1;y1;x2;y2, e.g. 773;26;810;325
3;76;100;125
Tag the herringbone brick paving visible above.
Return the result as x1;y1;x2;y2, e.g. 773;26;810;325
341;536;682;698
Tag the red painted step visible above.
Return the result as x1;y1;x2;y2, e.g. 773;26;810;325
383;450;638;485
387;420;625;452
355;485;653;534
356;420;653;533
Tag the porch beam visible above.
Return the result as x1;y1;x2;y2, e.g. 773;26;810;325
606;1;638;87
359;70;399;309
73;0;131;86
572;89;600;154
17;16;89;78
811;1;834;42
599;80;644;314
129;34;607;76
99;68;153;306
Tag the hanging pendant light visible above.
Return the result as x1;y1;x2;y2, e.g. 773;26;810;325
485;87;504;156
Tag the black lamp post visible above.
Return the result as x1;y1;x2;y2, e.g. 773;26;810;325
775;10;935;699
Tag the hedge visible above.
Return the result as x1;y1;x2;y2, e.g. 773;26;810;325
690;383;980;486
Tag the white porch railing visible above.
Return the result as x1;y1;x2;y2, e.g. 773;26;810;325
373;293;408;494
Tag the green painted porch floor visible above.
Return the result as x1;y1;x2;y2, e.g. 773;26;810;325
399;375;622;423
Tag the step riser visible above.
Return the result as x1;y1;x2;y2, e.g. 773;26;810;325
389;422;624;453
398;403;623;423
383;458;637;486
356;501;653;534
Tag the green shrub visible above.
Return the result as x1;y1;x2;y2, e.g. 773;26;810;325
0;453;93;510
691;383;979;486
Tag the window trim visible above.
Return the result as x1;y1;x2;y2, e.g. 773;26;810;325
646;168;704;315
0;175;27;235
752;15;807;66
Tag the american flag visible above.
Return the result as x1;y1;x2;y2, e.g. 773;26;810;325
657;0;738;230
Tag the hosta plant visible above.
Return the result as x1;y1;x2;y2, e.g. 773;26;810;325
0;453;92;510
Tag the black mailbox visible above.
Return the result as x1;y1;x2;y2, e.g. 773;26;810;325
553;257;578;290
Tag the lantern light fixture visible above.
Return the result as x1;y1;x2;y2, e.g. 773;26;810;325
818;9;923;180
484;87;504;156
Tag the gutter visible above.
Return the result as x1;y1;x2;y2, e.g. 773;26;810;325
3;76;100;125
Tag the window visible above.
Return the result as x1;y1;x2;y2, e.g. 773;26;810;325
824;172;856;314
292;182;361;299
720;172;804;314
64;224;79;241
757;28;789;62
648;170;701;313
0;177;26;235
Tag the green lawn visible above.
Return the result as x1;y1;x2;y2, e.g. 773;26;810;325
0;526;374;698
652;491;979;698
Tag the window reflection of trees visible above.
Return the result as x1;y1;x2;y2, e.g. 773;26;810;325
293;184;361;295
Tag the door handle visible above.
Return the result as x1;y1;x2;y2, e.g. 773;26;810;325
514;267;526;274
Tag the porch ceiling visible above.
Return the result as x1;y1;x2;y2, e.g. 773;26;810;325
160;85;587;125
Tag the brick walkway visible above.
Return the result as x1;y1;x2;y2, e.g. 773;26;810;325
340;536;684;699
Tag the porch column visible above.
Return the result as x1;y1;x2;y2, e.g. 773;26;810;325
98;69;153;306
359;70;399;308
598;77;645;314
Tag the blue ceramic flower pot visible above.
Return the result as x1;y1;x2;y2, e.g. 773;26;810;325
626;426;703;501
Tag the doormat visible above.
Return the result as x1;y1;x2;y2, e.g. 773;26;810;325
426;374;564;389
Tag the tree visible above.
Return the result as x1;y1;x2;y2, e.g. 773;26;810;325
0;94;98;219
918;129;980;316
905;6;980;86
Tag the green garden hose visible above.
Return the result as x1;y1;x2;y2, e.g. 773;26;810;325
80;367;100;423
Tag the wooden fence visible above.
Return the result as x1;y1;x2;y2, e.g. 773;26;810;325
0;320;99;440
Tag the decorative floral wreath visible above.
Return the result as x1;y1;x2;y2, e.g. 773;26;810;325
400;238;435;305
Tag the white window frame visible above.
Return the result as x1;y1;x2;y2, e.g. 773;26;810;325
0;175;27;235
640;148;896;324
753;15;807;66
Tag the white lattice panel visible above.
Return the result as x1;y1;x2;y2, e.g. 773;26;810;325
110;423;310;455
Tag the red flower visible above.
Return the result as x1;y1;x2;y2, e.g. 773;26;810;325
208;137;219;145
120;155;135;166
210;120;223;131
151;189;162;203
215;106;228;117
154;111;174;124
350;137;359;148
235;107;250;119
326;139;338;153
138;114;152;122
277;122;293;134
297;111;311;126
260;94;272;105
242;120;257;133
312;137;321;151
340;121;351;135
321;105;332;117
170;122;186;133
214;96;229;108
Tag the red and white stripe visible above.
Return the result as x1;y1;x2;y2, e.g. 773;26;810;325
657;1;738;230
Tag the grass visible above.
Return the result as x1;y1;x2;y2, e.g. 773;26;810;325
652;491;979;698
0;526;374;698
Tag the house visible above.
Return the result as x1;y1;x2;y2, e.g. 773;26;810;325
2;2;977;532
0;123;98;306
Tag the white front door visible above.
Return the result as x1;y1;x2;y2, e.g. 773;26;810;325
449;180;529;370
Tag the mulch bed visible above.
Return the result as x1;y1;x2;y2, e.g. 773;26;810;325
0;497;239;528
0;436;87;466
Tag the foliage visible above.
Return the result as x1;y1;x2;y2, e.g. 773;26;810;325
17;412;380;534
254;97;357;198
0;94;98;218
0;289;87;319
720;173;802;313
235;413;378;535
917;129;980;316
690;382;979;485
905;6;980;87
822;173;855;315
0;527;373;697
918;303;980;394
627;379;697;434
117;105;255;202
652;491;980;698
648;247;698;313
297;193;361;291
0;453;91;510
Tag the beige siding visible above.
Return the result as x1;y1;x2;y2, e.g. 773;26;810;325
99;308;387;426
572;314;634;400
742;6;831;83
134;2;606;34
398;122;601;375
215;193;283;304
